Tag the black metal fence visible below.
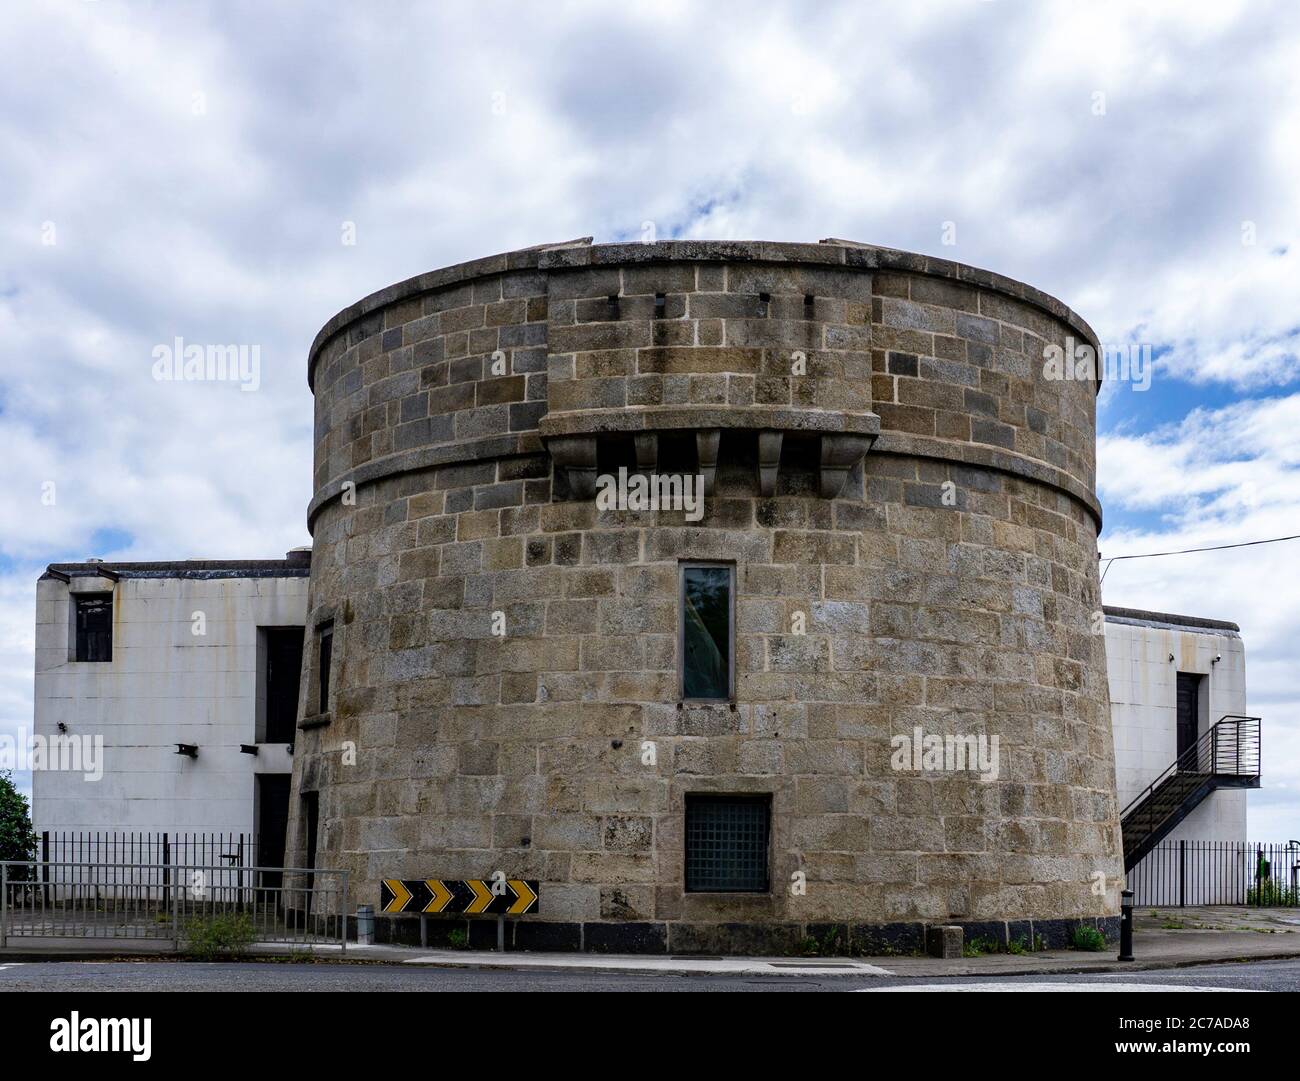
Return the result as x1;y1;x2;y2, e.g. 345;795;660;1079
34;831;260;897
1129;840;1300;907
1;861;347;950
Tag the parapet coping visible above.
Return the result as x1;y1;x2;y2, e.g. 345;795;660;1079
1102;606;1240;635
306;237;1102;388
41;559;311;582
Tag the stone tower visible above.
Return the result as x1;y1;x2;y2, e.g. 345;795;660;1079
287;238;1122;953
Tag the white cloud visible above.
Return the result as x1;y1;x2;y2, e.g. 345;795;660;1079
1;0;1297;838
1100;395;1300;838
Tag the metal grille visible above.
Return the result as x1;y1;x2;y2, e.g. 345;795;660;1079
685;795;770;892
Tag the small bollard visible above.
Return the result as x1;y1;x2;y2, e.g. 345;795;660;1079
926;924;963;959
1118;889;1134;961
356;904;374;946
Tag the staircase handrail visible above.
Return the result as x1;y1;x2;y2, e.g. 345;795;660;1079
1119;714;1260;823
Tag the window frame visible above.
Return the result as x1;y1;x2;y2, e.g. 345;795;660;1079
683;792;773;894
72;593;114;663
677;561;736;704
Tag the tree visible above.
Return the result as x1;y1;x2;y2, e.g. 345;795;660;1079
0;771;37;882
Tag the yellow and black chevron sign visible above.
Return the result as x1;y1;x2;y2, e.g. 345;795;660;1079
380;878;539;916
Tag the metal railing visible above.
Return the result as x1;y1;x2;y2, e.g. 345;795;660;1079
1128;840;1300;907
0;861;347;951
34;831;262;896
1120;714;1261;823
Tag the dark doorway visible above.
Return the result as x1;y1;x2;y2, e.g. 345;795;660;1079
1176;672;1202;765
263;628;304;744
255;774;291;892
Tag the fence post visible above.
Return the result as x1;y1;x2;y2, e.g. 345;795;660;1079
172;872;181;951
1179;839;1186;908
41;831;49;907
1118;889;1134;961
2;862;8;949
341;872;349;954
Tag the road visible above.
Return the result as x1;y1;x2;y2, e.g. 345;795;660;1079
2;957;1299;991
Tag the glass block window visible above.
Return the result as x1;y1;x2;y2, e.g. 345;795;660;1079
685;794;771;892
680;563;733;700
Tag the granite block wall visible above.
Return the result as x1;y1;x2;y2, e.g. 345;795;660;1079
288;238;1122;953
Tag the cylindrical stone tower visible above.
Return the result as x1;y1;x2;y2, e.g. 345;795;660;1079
287;238;1122;954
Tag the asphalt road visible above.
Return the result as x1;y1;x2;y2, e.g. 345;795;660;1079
3;957;1300;991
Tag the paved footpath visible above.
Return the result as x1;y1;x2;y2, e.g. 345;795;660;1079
4;906;1299;979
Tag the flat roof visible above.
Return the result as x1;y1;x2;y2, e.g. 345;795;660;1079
41;553;310;582
1103;605;1239;634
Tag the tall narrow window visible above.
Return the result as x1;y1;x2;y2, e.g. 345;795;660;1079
317;622;334;713
680;563;734;700
74;594;113;662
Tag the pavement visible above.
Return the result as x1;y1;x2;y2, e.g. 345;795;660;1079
3;905;1300;979
4;956;1300;991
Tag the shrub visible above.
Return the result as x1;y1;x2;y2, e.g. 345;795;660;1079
447;928;468;949
1070;925;1107;951
962;935;1000;957
185;913;256;960
0;771;37;883
1247;880;1300;907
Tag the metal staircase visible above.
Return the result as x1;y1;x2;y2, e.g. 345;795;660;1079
1120;715;1261;871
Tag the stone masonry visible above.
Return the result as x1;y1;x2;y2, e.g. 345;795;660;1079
286;238;1123;954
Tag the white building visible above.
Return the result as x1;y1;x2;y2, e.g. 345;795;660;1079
1104;605;1257;903
31;554;310;869
29;566;1258;898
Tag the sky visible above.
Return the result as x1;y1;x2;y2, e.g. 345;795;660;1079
1;0;1298;836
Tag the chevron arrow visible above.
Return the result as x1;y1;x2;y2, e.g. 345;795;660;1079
380;879;414;914
465;879;495;914
423;879;454;914
506;879;539;914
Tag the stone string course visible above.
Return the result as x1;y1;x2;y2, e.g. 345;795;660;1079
288;238;1123;955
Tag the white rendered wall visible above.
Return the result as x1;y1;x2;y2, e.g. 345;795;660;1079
1106;616;1251;903
32;574;308;838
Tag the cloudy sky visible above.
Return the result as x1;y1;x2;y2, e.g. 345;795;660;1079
2;0;1298;836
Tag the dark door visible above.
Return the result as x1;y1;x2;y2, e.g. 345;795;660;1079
264;628;304;744
1176;672;1202;766
255;774;291;891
